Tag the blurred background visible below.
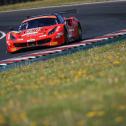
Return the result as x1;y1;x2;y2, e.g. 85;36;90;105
0;0;36;6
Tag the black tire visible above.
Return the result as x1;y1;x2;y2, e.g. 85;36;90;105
64;27;69;45
77;23;82;41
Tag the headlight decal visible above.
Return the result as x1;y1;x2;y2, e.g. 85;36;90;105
48;27;57;35
10;33;16;40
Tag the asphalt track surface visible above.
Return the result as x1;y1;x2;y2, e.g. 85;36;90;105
0;1;126;61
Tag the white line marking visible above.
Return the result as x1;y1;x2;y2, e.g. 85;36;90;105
0;63;7;66
6;56;35;61
0;31;6;40
1;50;62;62
56;43;86;49
84;37;109;42
106;32;126;36
30;49;62;55
27;56;36;59
120;29;126;32
0;0;125;13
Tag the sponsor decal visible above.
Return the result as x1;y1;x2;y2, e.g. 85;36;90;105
39;34;47;38
26;28;41;33
27;39;35;42
50;41;58;46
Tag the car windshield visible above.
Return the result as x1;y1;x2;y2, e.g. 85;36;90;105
19;18;57;31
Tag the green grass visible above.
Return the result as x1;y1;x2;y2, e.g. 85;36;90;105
0;0;111;12
0;41;126;126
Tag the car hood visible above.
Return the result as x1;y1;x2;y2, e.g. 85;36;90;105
11;25;57;39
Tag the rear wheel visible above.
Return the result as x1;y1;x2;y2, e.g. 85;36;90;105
77;23;82;41
64;27;69;45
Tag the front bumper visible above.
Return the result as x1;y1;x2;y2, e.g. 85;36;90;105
7;33;65;53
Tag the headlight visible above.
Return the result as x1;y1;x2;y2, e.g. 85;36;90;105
10;33;16;40
48;27;57;35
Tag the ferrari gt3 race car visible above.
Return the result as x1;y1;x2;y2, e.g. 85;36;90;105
6;11;82;53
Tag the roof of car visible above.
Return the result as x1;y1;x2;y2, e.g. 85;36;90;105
22;15;57;23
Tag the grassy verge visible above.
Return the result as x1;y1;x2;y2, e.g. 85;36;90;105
0;0;111;12
0;41;126;126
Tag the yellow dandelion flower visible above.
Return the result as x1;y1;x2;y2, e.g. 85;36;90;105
0;114;5;124
75;70;87;81
43;118;50;126
117;105;126;110
11;112;28;123
11;113;20;123
107;55;113;60
53;91;59;96
95;56;99;60
30;121;37;126
19;112;28;122
115;116;124;123
86;111;105;118
86;111;97;118
2;107;7;113
77;120;85;126
112;60;120;65
97;111;105;117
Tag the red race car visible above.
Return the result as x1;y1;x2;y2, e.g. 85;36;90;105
6;11;82;53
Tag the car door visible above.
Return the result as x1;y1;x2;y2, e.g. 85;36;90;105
66;18;77;40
